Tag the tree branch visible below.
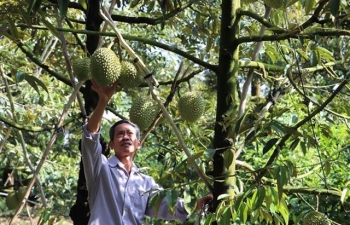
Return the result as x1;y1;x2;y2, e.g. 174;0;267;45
257;75;350;181
283;186;343;198
47;0;198;25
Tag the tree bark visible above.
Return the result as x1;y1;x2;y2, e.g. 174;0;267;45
69;0;104;224
212;0;240;214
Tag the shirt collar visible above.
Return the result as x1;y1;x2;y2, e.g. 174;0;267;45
108;155;139;173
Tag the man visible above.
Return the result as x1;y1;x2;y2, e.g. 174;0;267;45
81;80;212;225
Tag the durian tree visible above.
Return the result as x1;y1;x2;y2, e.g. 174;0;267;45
1;0;350;224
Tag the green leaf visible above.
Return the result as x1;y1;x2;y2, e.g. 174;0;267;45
37;10;61;39
278;198;290;224
239;202;248;224
217;193;230;200
268;186;279;205
252;186;265;210
274;166;283;200
221;207;231;225
215;201;226;220
7;16;19;39
27;0;43;14
187;151;203;164
263;138;279;155
183;185;195;214
300;141;307;155
324;161;331;176
224;149;234;168
24;75;49;94
234;184;256;210
244;129;256;144
165;189;177;209
57;0;69;18
271;121;285;135
203;148;215;160
316;46;335;62
340;187;350;203
303;0;316;15
18;6;33;27
235;110;248;134
289;138;300;151
309;50;317;66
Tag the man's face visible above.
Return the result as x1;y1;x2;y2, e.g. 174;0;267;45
109;123;141;158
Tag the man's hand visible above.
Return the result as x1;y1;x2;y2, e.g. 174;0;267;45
86;79;119;133
196;194;213;211
91;79;119;103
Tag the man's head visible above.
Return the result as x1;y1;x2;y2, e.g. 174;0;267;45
108;120;141;158
109;120;141;141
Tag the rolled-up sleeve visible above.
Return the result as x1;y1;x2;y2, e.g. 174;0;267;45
81;124;103;194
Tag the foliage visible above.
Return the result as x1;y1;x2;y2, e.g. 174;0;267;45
1;0;350;224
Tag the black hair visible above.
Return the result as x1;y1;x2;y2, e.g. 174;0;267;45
109;119;141;141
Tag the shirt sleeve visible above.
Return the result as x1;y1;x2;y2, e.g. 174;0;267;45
81;124;104;194
145;179;188;222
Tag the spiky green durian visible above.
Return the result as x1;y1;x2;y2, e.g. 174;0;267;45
263;0;284;8
5;191;19;210
303;211;331;225
119;61;142;88
90;48;121;86
129;96;159;130
72;57;91;81
178;91;205;123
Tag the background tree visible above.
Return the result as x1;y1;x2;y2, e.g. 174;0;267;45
0;0;350;224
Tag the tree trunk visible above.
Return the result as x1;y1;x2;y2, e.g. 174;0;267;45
212;0;240;216
69;0;104;224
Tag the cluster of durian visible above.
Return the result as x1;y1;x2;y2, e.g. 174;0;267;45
302;211;331;225
71;48;142;88
72;48;206;130
128;91;205;131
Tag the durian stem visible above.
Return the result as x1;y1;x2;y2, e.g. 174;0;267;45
99;6;214;192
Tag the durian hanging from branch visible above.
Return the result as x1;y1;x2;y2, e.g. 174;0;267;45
178;91;205;123
71;57;91;82
90;47;121;86
119;60;143;88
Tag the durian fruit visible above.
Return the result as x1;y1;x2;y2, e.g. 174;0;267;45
302;211;331;225
5;187;27;210
129;96;159;131
263;0;284;8
72;57;91;81
118;60;142;88
178;91;205;123
5;191;19;210
90;48;121;86
17;186;26;202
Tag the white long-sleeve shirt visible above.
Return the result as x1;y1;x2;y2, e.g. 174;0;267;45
81;124;188;225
